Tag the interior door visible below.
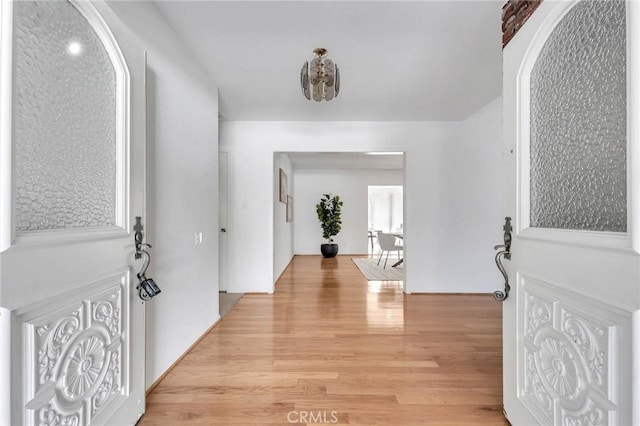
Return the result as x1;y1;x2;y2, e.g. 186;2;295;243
0;1;146;424
502;0;639;424
219;151;229;293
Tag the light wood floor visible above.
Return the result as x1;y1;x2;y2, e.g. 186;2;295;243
140;255;508;425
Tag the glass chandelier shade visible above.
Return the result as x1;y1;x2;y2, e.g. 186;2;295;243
300;48;340;101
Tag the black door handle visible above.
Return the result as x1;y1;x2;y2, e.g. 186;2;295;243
221;228;226;233
493;217;512;301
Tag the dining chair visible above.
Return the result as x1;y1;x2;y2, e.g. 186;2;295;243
376;232;403;268
368;229;382;253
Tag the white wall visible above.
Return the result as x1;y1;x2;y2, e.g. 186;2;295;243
273;153;294;281
294;169;403;255
443;98;504;292
220;102;502;294
108;2;220;388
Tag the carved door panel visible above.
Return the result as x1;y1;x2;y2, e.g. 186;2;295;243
502;0;639;424
0;1;146;425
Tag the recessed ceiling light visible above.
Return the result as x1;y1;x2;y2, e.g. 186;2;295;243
66;40;83;56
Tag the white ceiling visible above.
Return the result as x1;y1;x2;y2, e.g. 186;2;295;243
287;152;404;170
153;1;503;122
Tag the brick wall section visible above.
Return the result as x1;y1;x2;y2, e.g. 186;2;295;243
502;0;543;47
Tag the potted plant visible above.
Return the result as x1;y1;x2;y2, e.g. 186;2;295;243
315;193;343;258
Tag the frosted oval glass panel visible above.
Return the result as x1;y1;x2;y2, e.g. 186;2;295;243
14;0;117;232
529;0;626;232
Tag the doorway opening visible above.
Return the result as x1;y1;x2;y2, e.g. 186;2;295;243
272;151;406;292
368;185;403;257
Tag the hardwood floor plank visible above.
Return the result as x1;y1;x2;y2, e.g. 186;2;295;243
139;255;508;425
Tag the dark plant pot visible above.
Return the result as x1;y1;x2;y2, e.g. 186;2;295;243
320;243;339;258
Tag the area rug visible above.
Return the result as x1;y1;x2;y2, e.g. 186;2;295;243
352;258;404;281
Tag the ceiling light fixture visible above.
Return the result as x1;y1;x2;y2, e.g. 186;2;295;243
66;40;83;56
300;48;340;102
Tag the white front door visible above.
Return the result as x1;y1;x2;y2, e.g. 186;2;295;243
502;1;639;424
0;1;146;424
